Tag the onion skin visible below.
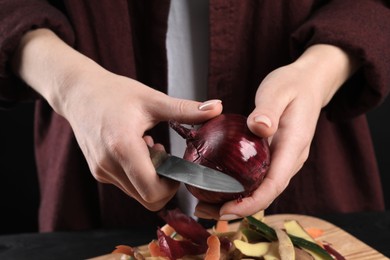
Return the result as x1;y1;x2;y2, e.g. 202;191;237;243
170;114;271;204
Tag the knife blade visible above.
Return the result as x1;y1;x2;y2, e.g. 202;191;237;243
156;155;245;193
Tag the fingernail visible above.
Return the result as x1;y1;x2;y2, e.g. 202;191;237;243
198;99;222;111
254;115;272;128
220;214;240;221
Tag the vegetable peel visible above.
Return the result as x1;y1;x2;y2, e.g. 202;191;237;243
107;209;345;260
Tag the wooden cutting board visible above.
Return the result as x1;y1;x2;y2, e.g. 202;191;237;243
257;214;388;260
91;214;388;260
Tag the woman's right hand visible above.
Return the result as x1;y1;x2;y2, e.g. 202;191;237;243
12;28;223;211
65;72;222;211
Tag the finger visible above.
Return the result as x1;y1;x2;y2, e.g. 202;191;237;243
143;135;154;147
143;136;165;152
247;82;292;138
219;144;309;219
109;173;175;211
151;97;223;125
93;162;143;201
116;136;180;211
220;105;314;219
221;162;288;219
194;202;221;220
92;154;174;210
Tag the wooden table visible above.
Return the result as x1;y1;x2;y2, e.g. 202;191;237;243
0;211;389;259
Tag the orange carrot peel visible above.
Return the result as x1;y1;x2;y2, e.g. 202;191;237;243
111;245;134;256
204;235;221;260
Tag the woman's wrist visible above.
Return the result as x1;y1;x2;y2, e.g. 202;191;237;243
291;44;360;107
11;28;106;116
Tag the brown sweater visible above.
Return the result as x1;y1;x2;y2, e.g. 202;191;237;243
0;0;388;232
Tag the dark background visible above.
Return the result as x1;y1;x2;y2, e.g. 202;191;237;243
0;101;389;235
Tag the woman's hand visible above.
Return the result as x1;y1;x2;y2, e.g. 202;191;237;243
195;44;359;220
63;72;222;211
12;28;223;211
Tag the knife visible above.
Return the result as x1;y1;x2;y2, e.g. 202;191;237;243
149;147;244;193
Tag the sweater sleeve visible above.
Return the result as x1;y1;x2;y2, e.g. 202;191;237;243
0;0;75;107
290;0;390;119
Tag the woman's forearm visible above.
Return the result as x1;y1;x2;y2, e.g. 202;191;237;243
11;28;106;115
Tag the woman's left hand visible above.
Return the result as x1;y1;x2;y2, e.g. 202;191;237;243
195;44;359;220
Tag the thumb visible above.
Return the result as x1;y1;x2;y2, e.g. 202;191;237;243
247;110;277;139
158;98;223;124
247;91;290;138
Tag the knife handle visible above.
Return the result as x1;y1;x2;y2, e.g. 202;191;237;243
148;146;169;168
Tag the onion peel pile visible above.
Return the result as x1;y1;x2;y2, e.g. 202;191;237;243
105;208;345;260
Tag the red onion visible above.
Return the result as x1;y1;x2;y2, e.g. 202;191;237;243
170;114;270;204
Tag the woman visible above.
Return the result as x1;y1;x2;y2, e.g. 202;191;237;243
0;0;388;232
